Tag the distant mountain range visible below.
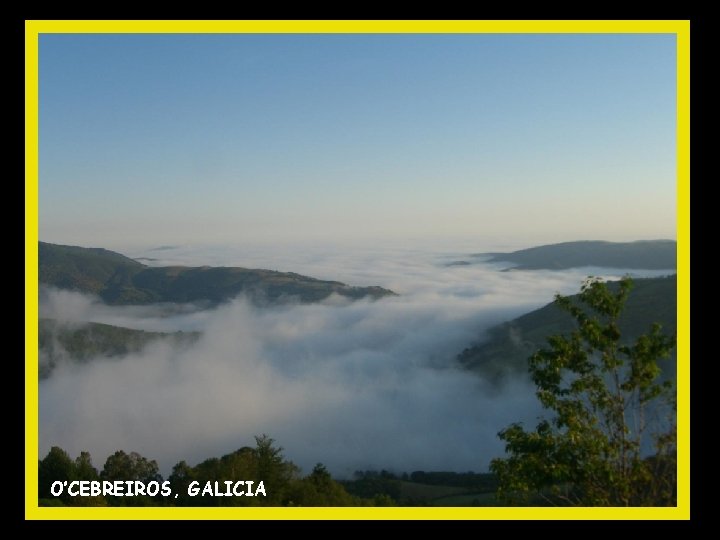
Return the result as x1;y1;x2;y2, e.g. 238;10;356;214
458;275;677;384
472;240;676;270
39;242;396;305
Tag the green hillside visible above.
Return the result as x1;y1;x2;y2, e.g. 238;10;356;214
39;318;200;378
39;242;144;295
458;275;677;384
39;242;396;305
477;240;676;270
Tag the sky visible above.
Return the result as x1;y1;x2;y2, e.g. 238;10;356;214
39;33;677;250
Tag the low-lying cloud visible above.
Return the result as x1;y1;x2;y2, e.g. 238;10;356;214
39;244;664;477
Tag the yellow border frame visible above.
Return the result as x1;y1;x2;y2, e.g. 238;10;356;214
25;19;690;520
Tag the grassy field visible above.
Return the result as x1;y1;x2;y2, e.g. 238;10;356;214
430;491;499;506
396;481;499;506
398;481;468;499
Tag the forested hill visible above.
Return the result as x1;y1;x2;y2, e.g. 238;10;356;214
458;275;677;384
39;242;396;305
476;240;676;270
38;318;200;379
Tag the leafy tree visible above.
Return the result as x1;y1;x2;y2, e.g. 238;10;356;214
100;450;162;506
252;434;299;505
169;436;301;507
38;446;77;500
171;447;262;507
75;451;99;481
309;463;332;486
71;451;107;506
490;276;676;506
167;460;196;505
101;450;161;483
38;447;107;506
286;463;359;506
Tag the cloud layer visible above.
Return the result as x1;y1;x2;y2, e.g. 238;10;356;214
39;244;661;477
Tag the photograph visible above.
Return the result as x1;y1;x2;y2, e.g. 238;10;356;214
27;20;689;519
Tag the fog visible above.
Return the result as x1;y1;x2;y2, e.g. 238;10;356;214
38;244;669;477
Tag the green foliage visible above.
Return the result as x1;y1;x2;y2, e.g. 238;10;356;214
285;463;361;506
169;446;268;507
101;450;161;483
490;277;677;506
98;450;163;506
40;437;381;507
168;436;362;507
75;451;99;481
252;434;296;504
459;275;676;384
39;441;507;507
38;447;106;506
38;446;76;500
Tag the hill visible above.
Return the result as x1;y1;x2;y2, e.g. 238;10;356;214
475;240;676;270
458;275;677;384
39;242;396;305
39;318;200;378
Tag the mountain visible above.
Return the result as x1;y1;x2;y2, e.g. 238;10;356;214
458;275;677;384
39;242;396;305
39;318;200;378
475;240;676;270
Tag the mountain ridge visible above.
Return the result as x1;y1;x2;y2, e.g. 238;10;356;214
473;240;676;270
39;242;397;305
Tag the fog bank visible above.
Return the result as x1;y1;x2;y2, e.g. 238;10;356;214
39;245;662;476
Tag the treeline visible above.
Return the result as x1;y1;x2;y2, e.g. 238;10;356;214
38;435;394;507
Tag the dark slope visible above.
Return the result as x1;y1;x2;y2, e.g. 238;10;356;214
476;240;676;270
39;242;144;295
38;318;200;378
39;242;396;305
458;276;677;384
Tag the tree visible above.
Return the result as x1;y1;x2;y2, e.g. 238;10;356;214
309;463;332;487
101;450;161;483
490;276;676;506
99;450;163;506
38;446;76;500
252;434;299;505
75;451;99;481
286;463;359;506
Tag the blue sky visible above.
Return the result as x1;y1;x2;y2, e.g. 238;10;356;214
39;33;677;249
